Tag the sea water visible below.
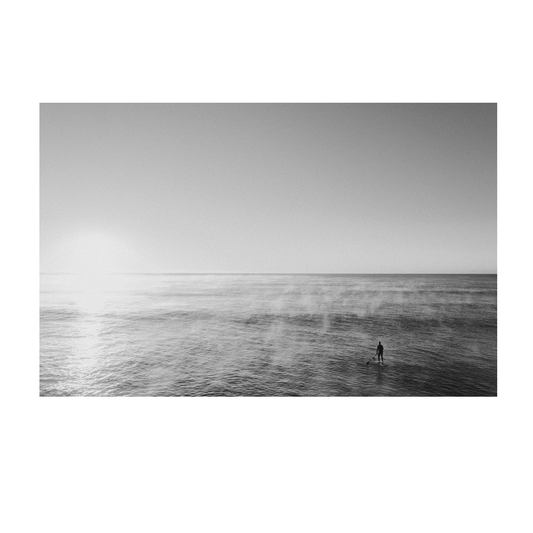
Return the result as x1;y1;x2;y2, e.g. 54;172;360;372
40;274;497;396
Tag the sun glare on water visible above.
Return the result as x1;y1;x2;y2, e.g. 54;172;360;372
61;231;138;313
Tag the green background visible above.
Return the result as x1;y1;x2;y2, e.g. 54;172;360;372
5;1;520;532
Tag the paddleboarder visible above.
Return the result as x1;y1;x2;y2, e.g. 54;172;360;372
376;341;384;363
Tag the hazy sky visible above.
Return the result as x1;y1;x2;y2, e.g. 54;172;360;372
40;103;496;273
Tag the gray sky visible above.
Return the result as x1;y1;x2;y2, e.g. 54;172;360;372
40;103;496;273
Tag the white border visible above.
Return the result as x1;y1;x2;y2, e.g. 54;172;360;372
18;84;516;416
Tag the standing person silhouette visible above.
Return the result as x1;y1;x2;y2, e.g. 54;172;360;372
376;341;384;363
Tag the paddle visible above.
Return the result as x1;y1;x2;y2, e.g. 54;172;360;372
366;352;378;365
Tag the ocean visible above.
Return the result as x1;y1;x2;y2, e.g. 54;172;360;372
40;274;497;396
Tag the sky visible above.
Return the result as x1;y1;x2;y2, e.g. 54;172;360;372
40;103;496;274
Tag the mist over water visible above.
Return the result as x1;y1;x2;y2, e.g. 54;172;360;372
40;274;497;396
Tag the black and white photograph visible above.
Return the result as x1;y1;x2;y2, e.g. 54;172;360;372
40;103;496;397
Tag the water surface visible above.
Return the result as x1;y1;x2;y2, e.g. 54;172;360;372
40;274;497;396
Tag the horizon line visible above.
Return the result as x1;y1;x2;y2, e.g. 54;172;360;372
40;271;497;276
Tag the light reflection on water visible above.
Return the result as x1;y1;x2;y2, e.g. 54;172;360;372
40;274;497;396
